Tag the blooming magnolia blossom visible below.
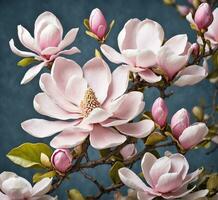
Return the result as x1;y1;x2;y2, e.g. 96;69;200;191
171;108;208;149
0;171;56;200
101;18;207;86
9;11;80;84
118;152;208;200
21;57;154;149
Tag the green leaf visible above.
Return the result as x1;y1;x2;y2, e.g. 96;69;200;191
83;18;90;30
207;174;218;194
85;30;99;40
145;132;166;146
17;57;36;67
33;170;56;183
99;148;111;158
7;143;53;168
105;20;115;40
109;161;124;184
68;189;85;200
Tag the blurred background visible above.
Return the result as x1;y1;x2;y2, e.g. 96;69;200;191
0;0;217;199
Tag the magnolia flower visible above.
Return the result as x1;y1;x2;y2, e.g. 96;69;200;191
119;152;208;200
21;57;154;149
171;108;208;149
120;144;137;160
9;11;80;84
101;18;164;83
0;171;56;200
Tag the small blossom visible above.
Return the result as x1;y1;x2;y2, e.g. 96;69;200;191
120;144;137;160
177;5;191;17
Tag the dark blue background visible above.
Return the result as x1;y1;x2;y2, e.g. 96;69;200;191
0;0;217;199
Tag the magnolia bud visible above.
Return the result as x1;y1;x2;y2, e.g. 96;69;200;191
51;149;73;173
171;108;190;139
177;5;190;17
151;97;168;128
194;3;213;30
120;144;137;160
89;8;107;39
191;43;200;56
192;106;204;121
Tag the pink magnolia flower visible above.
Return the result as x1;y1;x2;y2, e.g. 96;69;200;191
21;57;154;149
151;97;168;127
101;18;164;83
0;171;56;200
119;152;208;200
9;11;80;84
51;148;73;173
89;8;107;39
120;144;137;160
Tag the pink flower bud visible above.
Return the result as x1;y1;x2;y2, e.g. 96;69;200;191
151;97;168;127
89;8;107;39
177;5;190;17
120;144;137;160
191;43;200;56
51;149;73;173
171;108;190;139
194;3;213;30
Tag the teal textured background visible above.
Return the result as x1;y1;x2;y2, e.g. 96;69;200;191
0;0;217;199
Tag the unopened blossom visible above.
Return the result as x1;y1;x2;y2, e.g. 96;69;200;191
171;108;208;149
51;148;73;173
0;171;56;200
151;97;168;127
9;11;80;84
119;152;208;200
21;57;154;149
191;43;200;56
177;5;191;17
89;8;107;39
120;144;137;160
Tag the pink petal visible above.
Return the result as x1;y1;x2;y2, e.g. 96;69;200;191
136;50;156;68
41;46;60;55
58;28;79;50
137;191;156;200
179;123;208;149
118;18;141;51
83;108;112;124
149;156;171;186
83;57;111;104
34;93;81;120
118;167;147;191
51;57;82;91
141;152;157;187
32;178;52;196
116;120;154;138
206;8;218;42
181;190;208;200
90;125;126;149
120;144;137;160
21;62;45;85
52;47;80;59
21;119;75;138
9;39;37;57
100;44;130;64
136;19;164;52
164;34;188;55
50;130;90;148
100;118;129;127
138;69;162;83
174;64;208;87
0;192;9;200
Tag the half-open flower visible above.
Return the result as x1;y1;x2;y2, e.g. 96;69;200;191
0;171;56;200
119;152;208;200
101;18;164;83
9;11;80;84
21;57;154;149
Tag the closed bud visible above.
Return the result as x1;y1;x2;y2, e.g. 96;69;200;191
171;108;190;139
192;106;204;121
120;144;137;160
51;148;73;173
194;3;213;30
177;5;190;17
89;8;107;39
151;97;168;128
191;43;200;56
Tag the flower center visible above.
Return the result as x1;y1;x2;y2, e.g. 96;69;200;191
80;88;100;117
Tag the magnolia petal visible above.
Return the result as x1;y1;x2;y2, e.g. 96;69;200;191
116;120;154;138
21;62;45;85
21;119;75;138
137;191;156;200
90;125;126;149
54;46;80;58
138;69;162;83
181;189;208;200
0;172;17;188
32;178;52;197
179;123;208;149
9;39;37;57
136;50;156;68
83;57;111;104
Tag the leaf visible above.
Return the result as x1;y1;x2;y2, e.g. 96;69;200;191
145;132;166;146
17;57;36;67
68;189;85;200
95;49;102;58
109;161;124;184
99;148;111;158
83;18;90;30
192;106;204;121
7;143;53;168
33;171;56;183
85;30;99;40
40;153;52;168
207;174;218;194
104;20;115;40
